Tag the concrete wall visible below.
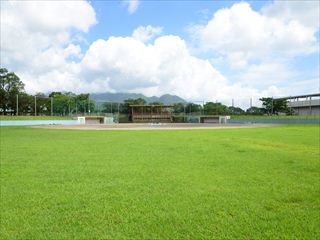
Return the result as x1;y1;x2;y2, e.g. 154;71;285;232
291;106;320;116
288;99;320;116
229;118;320;124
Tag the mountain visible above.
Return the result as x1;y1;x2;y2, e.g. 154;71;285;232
158;94;186;104
90;92;186;104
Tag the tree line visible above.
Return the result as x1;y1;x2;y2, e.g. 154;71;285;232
1;68;94;115
100;97;293;116
1;68;293;116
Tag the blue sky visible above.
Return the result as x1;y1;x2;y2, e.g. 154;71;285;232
1;0;319;107
87;1;270;48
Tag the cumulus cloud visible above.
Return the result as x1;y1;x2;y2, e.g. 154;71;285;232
192;2;319;68
262;0;320;30
1;0;317;108
132;25;163;42
80;35;271;106
237;61;296;86
0;0;97;92
123;0;140;14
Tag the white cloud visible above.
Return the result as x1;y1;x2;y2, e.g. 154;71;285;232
236;61;296;86
2;0;317;108
193;2;319;68
262;0;320;30
132;25;163;42
123;0;140;14
0;0;97;92
80;35;271;105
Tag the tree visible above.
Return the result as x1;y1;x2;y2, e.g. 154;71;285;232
121;98;147;114
102;102;119;114
48;92;93;116
173;103;185;114
185;103;202;114
75;93;92;115
149;101;163;105
204;102;228;115
51;93;70;115
227;106;245;115
0;68;25;115
259;97;289;115
17;92;33;115
246;106;266;115
34;93;51;115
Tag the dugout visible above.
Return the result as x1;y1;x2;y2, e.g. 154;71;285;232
200;115;230;124
77;116;113;124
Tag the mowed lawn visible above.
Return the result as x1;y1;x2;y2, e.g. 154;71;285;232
0;125;319;239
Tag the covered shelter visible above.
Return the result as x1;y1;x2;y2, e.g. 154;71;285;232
130;105;174;123
200;115;230;124
77;116;113;124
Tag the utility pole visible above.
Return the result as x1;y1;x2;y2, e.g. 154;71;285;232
34;95;37;116
88;96;90;115
232;99;234;107
51;97;53;116
68;97;71;116
203;101;205;115
250;98;252;108
16;94;19;116
118;103;120;123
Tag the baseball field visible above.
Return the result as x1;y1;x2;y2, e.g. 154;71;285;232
0;125;319;239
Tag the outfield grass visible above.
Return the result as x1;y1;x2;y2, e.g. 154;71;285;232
0;115;74;120
1;125;319;239
231;115;320;119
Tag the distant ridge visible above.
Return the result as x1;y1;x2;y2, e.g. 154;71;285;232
90;92;186;104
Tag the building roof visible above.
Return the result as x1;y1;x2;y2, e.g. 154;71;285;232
274;93;320;100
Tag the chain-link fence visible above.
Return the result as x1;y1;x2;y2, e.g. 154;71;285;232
3;94;319;121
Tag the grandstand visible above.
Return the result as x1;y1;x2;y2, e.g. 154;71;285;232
276;93;320;116
130;105;174;123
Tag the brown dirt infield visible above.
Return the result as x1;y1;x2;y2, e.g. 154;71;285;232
31;123;281;130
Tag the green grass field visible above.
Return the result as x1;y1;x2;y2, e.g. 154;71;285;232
231;115;320;119
1;115;319;121
0;116;74;120
1;125;319;239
